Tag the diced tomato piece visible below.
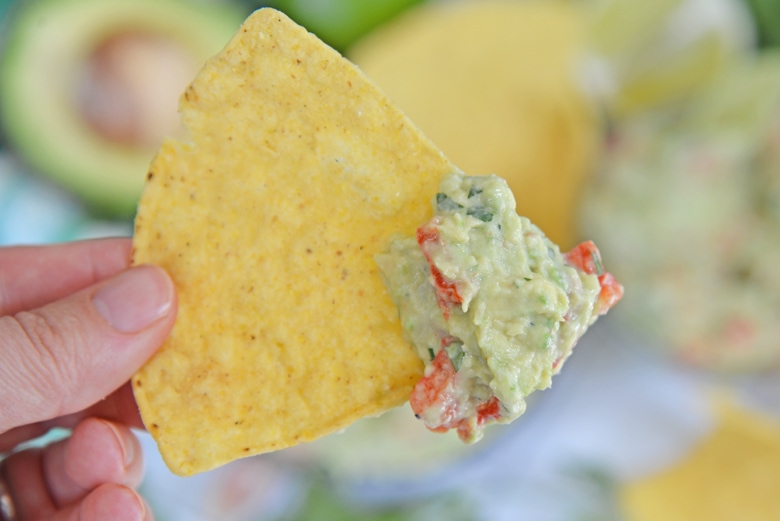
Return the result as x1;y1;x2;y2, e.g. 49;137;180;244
410;349;457;421
411;349;505;439
565;241;623;315
416;224;439;245
453;396;502;441
475;396;501;426
417;224;463;319
563;240;603;275
596;272;624;315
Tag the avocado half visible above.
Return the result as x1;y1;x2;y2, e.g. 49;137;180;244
0;0;243;217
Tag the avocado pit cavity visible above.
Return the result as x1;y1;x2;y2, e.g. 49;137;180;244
76;32;196;148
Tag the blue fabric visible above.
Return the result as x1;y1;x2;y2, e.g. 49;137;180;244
0;152;131;246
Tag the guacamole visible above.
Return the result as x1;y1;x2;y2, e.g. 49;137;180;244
376;173;622;441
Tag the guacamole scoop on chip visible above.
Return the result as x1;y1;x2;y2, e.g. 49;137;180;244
377;172;622;442
131;8;621;476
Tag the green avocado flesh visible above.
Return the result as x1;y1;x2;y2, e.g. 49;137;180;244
0;0;243;217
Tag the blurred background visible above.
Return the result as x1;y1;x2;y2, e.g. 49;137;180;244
1;0;780;519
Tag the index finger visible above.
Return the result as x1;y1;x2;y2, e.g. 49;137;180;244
0;238;132;316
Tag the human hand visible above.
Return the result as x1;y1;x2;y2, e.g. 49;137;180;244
0;238;177;521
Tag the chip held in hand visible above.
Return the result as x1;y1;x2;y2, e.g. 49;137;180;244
131;8;455;476
131;8;622;477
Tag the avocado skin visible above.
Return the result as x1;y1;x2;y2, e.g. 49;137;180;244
266;0;424;51
744;0;780;48
0;0;244;217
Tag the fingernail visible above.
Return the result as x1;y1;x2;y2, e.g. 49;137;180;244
103;420;135;467
83;484;147;521
93;265;174;333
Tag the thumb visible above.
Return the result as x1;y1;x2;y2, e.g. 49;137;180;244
0;265;176;433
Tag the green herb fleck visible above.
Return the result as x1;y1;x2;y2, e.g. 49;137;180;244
468;186;483;198
467;206;493;222
428;348;435;361
446;342;465;371
436;193;463;211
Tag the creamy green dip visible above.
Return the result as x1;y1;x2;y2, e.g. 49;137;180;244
376;172;621;441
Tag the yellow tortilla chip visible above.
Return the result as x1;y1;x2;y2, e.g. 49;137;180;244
131;8;455;476
620;399;780;521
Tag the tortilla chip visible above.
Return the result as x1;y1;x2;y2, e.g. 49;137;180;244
131;8;455;476
620;399;780;521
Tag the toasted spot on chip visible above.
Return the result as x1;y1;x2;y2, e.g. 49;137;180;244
131;8;456;476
